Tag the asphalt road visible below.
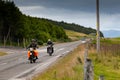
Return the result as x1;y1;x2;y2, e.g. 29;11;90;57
0;40;84;80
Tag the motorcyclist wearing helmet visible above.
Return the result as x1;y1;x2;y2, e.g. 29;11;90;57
27;39;39;60
47;39;53;45
47;39;54;53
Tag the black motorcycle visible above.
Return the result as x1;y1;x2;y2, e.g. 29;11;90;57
29;48;37;63
47;45;54;56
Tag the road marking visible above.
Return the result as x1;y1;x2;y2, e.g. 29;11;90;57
9;78;26;80
9;54;61;80
9;48;70;80
81;40;86;43
56;48;64;52
24;49;47;53
6;51;14;54
38;49;56;53
62;51;70;54
38;49;46;52
0;63;7;65
60;51;70;57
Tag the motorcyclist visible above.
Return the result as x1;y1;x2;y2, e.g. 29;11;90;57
47;39;54;53
27;39;39;60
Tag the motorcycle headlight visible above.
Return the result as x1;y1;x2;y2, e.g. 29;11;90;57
30;48;33;51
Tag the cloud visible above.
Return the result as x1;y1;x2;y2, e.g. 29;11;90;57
19;6;97;29
100;13;120;30
18;5;120;31
14;0;120;31
100;0;120;13
14;0;120;13
14;0;96;12
19;6;46;12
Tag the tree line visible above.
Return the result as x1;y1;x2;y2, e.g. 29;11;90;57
48;20;104;37
0;0;103;46
0;0;68;46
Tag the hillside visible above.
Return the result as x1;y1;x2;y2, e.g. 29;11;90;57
0;0;103;46
65;30;87;41
0;0;68;46
47;20;104;37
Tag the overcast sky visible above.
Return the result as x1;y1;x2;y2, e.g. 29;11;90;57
13;0;120;31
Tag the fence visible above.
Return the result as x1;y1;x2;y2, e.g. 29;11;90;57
84;40;104;80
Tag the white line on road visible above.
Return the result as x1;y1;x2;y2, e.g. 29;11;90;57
37;48;64;53
9;78;26;80
9;49;70;80
56;48;64;52
23;49;47;53
0;62;7;65
9;54;61;80
37;49;46;52
63;51;70;54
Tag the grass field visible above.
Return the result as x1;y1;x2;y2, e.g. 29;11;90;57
65;30;87;41
89;38;120;80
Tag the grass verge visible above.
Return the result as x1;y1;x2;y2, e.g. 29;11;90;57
33;44;85;80
0;51;7;56
89;38;120;80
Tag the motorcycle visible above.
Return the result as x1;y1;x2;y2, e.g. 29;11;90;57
28;48;37;63
47;45;54;56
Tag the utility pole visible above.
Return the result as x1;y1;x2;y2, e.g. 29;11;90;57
96;0;100;53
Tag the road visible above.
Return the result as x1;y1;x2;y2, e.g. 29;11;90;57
0;40;84;80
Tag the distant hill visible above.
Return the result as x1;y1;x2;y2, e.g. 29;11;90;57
102;30;120;38
47;20;104;37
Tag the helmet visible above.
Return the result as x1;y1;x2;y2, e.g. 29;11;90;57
31;39;36;42
48;39;51;41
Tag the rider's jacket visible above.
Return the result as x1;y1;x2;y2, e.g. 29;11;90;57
47;41;53;45
27;43;38;50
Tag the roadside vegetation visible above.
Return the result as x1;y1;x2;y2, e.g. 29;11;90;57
33;38;120;80
89;38;120;80
0;52;7;56
33;44;85;80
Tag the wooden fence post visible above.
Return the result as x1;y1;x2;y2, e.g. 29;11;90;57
84;58;94;80
99;75;104;80
84;42;94;80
